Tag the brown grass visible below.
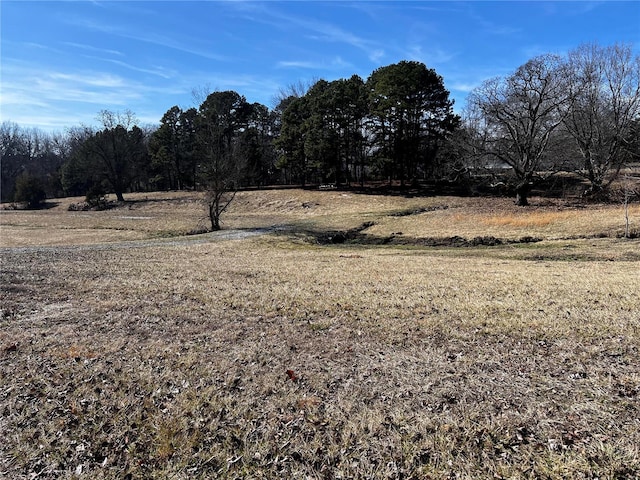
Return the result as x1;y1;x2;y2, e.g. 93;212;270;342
479;211;571;228
2;190;639;247
1;190;639;479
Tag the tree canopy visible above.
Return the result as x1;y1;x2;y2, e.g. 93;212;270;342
468;54;575;205
367;61;459;186
3;44;637;213
197;91;253;230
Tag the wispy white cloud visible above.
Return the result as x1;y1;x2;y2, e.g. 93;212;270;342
1;111;92;132
18;42;66;56
369;49;385;63
540;1;605;17
122;30;230;62
1;62;144;128
4;0;632;132
65;15;230;62
227;2;384;65
1;47;286;130
46;72;128;89
59;39;178;79
86;56;177;79
305;23;370;52
0;91;51;108
465;6;522;37
448;82;479;94
404;45;457;66
63;41;124;57
277;60;318;70
276;56;352;71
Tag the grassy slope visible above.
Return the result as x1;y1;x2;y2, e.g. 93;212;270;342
1;190;639;479
1;189;639;247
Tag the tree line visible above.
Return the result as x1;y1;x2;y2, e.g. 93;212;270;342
465;43;640;205
2;43;638;225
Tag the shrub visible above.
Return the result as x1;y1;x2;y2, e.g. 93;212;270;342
85;184;108;210
14;173;46;209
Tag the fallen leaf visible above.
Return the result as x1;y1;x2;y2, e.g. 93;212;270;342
286;369;298;382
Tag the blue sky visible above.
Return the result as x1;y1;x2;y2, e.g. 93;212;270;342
1;1;639;132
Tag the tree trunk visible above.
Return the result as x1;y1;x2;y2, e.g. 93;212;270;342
209;201;221;231
115;191;125;202
515;182;530;206
583;178;606;199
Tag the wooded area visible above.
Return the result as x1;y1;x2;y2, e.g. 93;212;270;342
2;43;639;224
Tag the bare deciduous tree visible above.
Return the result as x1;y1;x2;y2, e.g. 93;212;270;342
271;78;318;109
468;54;574;205
565;43;640;196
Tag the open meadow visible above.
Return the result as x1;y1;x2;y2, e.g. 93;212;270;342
1;190;639;479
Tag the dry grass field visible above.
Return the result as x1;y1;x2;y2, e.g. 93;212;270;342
1;190;639;479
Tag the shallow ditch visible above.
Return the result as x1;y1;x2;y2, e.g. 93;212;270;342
304;222;543;248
